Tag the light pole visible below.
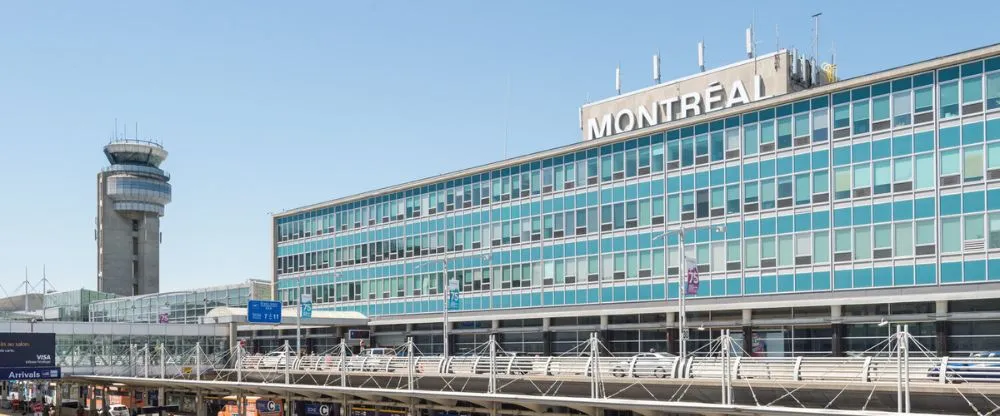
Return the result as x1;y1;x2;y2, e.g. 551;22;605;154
652;224;725;359
296;276;303;355
414;259;450;357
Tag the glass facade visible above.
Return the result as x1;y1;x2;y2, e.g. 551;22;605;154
90;280;271;323
43;289;118;321
276;53;1000;319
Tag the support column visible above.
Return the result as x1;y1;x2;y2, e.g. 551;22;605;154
741;309;753;355
665;312;678;355
598;316;610;355
228;323;238;352
936;300;949;357
195;391;206;416
831;305;844;357
541;318;552;356
88;386;97;416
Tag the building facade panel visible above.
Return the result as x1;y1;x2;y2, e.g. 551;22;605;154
272;45;1000;355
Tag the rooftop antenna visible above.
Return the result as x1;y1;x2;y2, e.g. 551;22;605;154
24;266;29;312
653;50;661;85
812;12;822;61
697;41;705;72
745;26;753;59
114;118;118;140
615;64;621;95
774;24;781;71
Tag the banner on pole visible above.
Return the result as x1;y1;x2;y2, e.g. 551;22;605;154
447;278;460;311
300;293;313;319
684;257;700;295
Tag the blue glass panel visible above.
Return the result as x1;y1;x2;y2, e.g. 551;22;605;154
894;265;914;286
667;282;678;300
726;278;741;295
988;119;1000;142
939;126;960;148
941;262;963;284
744;276;760;294
726;166;740;183
812;150;829;169
794;213;811;231
543;292;554;306
834;208;852;227
639;284;652;301
601;287;613;303
852;142;871;163
872;139;891;160
893;200;913;221
914;198;936;219
777;216;793;234
761;275;777;293
892;135;913;157
940;194;962;216
914;131;935;153
874;267;893;287
989;190;1000;211
813;211;830;229
777;275;794;292
794;273;811;291
964;122;985;145
990;260;1000;281
745;220;759;237
652;282;665;300
834;270;852;289
853;269;873;288
625;285;638;301
833;146;851;166
964;191;985;213
873;203;892;223
711;280;725;296
966;261;987;282
853;205;872;225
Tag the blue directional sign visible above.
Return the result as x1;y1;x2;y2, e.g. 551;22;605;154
300;294;313;319
2;366;60;380
247;300;282;324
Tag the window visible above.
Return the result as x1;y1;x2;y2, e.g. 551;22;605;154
744;124;759;155
813;231;829;263
874;224;891;252
760;179;775;209
794;114;810;138
778;235;793;267
833;104;850;129
873;161;891;194
895;222;913;256
854;227;871;260
681;138;694;167
941;217;961;253
964;147;984;182
795;174;810;205
853;164;870;191
777;176;793;199
651;144;664;172
914;153;935;189
872;96;890;122
990;213;1000;249
761;237;776;261
966;214;985;241
711;132;724;161
761;121;775;146
696;134;709;159
745;239;759;267
744;181;758;204
812;108;829;141
963;76;983;104
813;170;829;195
914;87;933;114
835;229;851;254
940;81;959;118
916;219;935;250
894;157;912;184
834;167;851;200
852;101;870;135
726;185;740;214
941;149;961;177
727;240;741;263
132;220;139;232
989;143;1000;172
892;91;911;127
988;72;1000;110
777;117;792;148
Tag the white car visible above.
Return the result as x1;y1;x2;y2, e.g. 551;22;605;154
108;404;130;416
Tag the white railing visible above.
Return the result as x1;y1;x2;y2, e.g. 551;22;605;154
227;353;1000;385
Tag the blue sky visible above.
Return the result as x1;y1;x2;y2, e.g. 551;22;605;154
0;1;996;293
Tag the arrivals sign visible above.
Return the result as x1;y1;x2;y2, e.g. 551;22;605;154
1;366;61;380
0;333;55;367
585;75;771;140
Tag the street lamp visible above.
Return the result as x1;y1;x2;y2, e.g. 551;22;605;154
652;224;725;358
412;254;489;359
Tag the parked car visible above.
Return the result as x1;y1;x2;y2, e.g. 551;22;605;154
108;404;130;416
927;352;1000;382
612;353;675;378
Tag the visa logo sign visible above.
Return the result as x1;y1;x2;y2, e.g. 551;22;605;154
36;354;51;361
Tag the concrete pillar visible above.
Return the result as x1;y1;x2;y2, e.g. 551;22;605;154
196;391;206;416
541;318;552;356
831;305;844;357
157;387;165;409
936;321;950;356
88;386;96;416
228;323;238;352
742;326;753;355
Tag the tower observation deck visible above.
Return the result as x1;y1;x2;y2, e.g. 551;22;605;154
97;139;172;296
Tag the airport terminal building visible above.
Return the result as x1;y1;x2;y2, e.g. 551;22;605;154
272;44;1000;358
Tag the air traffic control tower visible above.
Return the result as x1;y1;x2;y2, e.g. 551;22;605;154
96;139;172;296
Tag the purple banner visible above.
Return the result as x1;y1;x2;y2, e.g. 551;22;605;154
685;261;699;295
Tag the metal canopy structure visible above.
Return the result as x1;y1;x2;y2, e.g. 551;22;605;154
200;306;368;330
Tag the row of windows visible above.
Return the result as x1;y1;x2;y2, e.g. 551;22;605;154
277;57;1000;242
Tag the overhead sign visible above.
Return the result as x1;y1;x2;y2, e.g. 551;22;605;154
300;293;313;319
2;366;61;380
255;400;282;416
586;75;770;140
303;403;339;416
347;329;370;340
247;300;282;324
0;333;55;367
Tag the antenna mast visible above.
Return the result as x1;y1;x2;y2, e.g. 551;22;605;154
697;41;705;72
653;50;661;85
812;13;823;61
615;64;621;95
